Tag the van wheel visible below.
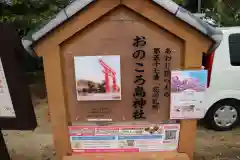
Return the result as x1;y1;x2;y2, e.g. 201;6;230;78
204;99;240;131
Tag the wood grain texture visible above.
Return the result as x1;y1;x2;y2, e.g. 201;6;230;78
41;45;71;159
35;0;121;57
60;7;184;122
63;151;190;160
34;1;121;159
33;0;214;160
177;43;207;160
121;0;212;50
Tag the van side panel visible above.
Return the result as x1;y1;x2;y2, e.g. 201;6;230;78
204;29;240;114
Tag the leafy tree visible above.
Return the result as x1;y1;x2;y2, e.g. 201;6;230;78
174;0;240;27
0;0;71;37
174;0;185;5
98;81;106;93
1;0;240;72
181;0;199;13
0;0;71;72
203;0;240;26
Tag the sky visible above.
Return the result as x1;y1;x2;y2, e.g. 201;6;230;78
74;55;121;86
188;70;207;86
172;70;207;86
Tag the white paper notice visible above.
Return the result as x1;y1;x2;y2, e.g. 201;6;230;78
170;70;207;119
0;58;16;117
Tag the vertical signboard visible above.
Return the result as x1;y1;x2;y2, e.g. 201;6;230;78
0;23;37;130
0;58;16;117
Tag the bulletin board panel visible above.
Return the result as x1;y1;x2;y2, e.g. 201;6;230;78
33;1;213;159
60;7;184;123
0;23;37;130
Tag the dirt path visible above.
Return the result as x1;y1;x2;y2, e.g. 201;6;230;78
3;102;240;160
195;126;240;160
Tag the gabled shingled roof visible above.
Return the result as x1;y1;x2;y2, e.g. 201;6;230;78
22;0;222;55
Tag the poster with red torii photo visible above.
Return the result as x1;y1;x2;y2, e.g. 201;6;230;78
74;55;121;101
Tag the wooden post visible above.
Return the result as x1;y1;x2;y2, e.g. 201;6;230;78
31;1;214;160
0;130;10;160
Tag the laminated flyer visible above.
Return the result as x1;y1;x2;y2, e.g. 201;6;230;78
69;123;180;153
0;58;16;117
170;70;207;119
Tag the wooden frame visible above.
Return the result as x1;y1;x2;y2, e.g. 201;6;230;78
33;0;213;159
0;23;37;130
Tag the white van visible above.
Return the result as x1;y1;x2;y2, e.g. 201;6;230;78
202;27;240;131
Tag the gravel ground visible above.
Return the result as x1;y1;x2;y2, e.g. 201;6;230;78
3;101;240;160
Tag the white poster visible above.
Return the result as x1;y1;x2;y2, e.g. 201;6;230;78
170;70;207;119
0;58;16;117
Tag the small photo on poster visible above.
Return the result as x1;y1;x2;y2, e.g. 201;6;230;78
74;55;121;101
170;70;207;119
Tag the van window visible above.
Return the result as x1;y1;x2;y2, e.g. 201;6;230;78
229;33;240;66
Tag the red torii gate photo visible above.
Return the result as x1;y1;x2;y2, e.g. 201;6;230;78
74;55;121;101
99;59;118;93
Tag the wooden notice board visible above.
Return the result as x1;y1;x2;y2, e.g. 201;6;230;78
31;0;214;160
0;23;37;130
60;8;183;122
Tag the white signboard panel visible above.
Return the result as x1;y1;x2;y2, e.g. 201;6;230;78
170;70;207;119
0;58;16;117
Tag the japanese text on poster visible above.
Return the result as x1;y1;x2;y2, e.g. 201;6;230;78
170;70;207;119
69;124;180;153
0;58;16;117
